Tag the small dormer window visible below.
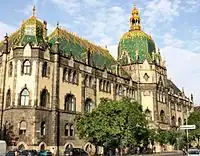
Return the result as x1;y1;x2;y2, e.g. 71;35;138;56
25;25;35;36
22;60;31;75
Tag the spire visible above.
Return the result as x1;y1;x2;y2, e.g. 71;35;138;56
57;21;59;28
32;5;36;17
130;4;141;31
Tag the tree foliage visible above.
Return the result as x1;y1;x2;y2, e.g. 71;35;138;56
76;98;149;150
188;111;200;146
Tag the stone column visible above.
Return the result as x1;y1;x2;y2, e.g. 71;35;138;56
0;34;9;139
50;41;60;154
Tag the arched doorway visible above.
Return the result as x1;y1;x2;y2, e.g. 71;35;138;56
18;144;25;150
65;143;73;151
41;144;45;150
85;144;92;153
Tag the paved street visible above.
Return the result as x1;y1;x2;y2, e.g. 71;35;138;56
130;152;183;156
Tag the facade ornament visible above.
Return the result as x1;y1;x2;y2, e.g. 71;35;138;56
191;94;193;102
162;57;166;67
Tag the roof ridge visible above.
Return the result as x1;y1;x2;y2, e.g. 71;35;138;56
49;27;115;59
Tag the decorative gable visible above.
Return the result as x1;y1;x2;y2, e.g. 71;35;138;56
103;69;107;78
23;44;32;57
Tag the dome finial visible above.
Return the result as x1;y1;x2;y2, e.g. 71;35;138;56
32;5;36;17
130;3;141;31
134;2;136;8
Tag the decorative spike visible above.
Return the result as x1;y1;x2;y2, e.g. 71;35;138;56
32;5;36;17
182;87;184;94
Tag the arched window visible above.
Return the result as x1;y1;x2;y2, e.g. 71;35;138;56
171;116;176;127
19;121;27;135
42;62;48;77
89;76;92;87
178;117;182;126
41;122;46;136
145;109;152;121
99;79;103;90
116;84;119;94
63;68;67;82
20;88;29;106
23;60;31;75
68;69;72;82
160;110;165;122
9;62;13;77
6;89;11;108
106;82;110;92
103;80;106;91
72;71;77;84
65;124;69;136
40;89;49;107
69;124;74;136
64;94;76;111
84;98;93;113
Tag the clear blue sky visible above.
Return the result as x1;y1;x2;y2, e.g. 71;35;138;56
0;0;200;104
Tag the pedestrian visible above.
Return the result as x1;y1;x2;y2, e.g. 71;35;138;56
88;147;92;156
14;149;18;156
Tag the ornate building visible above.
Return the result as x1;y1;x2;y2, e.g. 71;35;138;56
0;4;193;153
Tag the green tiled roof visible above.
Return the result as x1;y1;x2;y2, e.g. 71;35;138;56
118;30;156;65
48;27;130;78
0;16;46;51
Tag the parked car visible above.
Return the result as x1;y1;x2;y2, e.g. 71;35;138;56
187;149;200;156
19;150;38;156
64;148;88;156
6;151;15;156
38;150;52;156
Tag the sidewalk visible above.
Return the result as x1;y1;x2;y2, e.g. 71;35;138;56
130;151;183;156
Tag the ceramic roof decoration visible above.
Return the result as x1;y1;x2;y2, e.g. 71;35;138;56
118;4;156;65
0;6;130;79
0;6;47;51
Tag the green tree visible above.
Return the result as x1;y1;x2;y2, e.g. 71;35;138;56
188;111;200;147
167;129;181;146
76;98;149;154
155;129;169;148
